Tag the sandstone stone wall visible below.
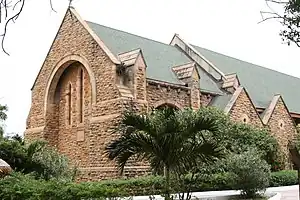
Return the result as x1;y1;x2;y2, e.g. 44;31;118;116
201;93;214;107
26;9;119;140
229;89;263;128
147;83;190;109
24;9;134;180
134;54;147;101
267;97;297;168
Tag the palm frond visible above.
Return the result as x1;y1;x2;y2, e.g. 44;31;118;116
105;131;163;174
26;141;47;158
106;107;224;177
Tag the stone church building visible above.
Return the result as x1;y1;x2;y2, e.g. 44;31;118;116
25;8;299;181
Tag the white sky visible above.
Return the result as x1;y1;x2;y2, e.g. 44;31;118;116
0;0;299;135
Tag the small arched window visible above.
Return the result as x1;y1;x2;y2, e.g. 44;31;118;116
278;119;285;130
241;114;249;124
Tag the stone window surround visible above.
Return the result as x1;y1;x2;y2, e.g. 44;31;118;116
44;54;97;117
241;114;250;124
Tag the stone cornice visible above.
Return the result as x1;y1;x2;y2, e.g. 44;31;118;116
146;78;190;90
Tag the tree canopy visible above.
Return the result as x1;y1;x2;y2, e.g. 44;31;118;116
261;0;300;47
0;104;8;137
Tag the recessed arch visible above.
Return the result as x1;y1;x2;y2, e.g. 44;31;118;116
153;100;183;110
44;54;96;114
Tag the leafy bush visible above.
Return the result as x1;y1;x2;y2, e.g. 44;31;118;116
227;150;271;198
223;123;283;171
0;172;125;200
269;170;298;187
196;108;283;171
0;170;297;199
99;175;165;195
0;137;73;180
31;142;76;180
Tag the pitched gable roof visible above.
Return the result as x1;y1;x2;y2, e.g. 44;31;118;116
86;21;223;94
261;94;296;126
261;94;281;125
192;46;300;114
85;19;300;114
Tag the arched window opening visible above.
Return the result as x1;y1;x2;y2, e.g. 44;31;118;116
67;83;72;125
241;114;249;124
79;69;84;123
155;103;179;110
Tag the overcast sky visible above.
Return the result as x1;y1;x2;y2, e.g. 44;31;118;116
0;0;299;135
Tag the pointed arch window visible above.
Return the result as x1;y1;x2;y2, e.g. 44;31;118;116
79;69;84;123
67;83;72;125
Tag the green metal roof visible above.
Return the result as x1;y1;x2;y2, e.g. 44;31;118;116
209;94;233;110
86;21;222;94
196;66;223;94
193;45;300;114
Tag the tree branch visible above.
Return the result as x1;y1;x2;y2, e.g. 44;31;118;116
266;0;289;4
49;0;56;13
1;0;25;55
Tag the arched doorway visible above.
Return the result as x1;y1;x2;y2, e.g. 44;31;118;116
44;60;93;165
153;100;182;111
156;103;180;110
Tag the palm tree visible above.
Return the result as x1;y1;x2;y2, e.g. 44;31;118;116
106;107;223;199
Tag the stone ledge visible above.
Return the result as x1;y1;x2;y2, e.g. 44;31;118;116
90;114;120;123
24;126;45;134
79;166;150;171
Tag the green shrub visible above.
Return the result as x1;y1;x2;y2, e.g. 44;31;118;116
223;123;282;171
99;175;165;195
0;137;74;181
227;150;271;198
269;170;298;187
0;172;125;200
1;170;297;199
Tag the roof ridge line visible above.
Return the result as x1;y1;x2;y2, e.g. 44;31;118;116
86;21;175;49
196;46;300;81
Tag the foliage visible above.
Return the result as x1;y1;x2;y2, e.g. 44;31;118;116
0;172;125;200
223;123;283;171
100;175;165;196
189;107;282;170
0;170;297;199
261;0;300;47
0;104;8;137
193;107;282;171
31;142;75;180
269;170;298;187
279;0;300;47
106;107;224;199
0;136;73;180
227;150;271;198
